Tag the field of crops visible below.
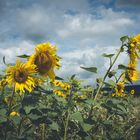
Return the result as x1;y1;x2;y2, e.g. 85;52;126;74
0;35;140;140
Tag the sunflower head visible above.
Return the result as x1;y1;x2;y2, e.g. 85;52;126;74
128;63;139;81
10;111;20;117
6;59;38;94
54;90;66;98
131;34;140;43
29;42;60;80
130;89;135;95
113;81;126;97
130;34;140;52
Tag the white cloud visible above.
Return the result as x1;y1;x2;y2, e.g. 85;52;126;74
0;0;139;84
57;45;128;84
0;41;34;70
57;8;134;42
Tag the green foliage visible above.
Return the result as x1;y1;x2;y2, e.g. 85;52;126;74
80;66;97;73
0;75;140;140
17;54;30;58
118;64;134;70
102;53;115;58
120;36;129;43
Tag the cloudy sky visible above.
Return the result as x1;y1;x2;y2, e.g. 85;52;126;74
0;0;140;84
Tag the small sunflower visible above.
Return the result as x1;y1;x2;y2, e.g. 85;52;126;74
29;42;60;80
10;111;20;117
54;90;66;98
6;59;38;93
130;89;135;95
113;81;126;97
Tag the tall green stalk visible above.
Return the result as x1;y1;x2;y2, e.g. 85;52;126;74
41;123;46;140
88;46;123;118
63;109;70;140
4;86;15;140
94;46;123;101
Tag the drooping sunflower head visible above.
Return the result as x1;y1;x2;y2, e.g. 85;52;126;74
128;63;140;81
28;42;60;80
6;59;38;93
130;34;140;52
131;34;140;44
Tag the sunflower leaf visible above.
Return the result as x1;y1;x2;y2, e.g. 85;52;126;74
120;36;129;43
108;70;117;78
17;54;30;58
80;66;97;73
55;76;64;80
71;74;76;80
3;56;6;65
102;53;115;58
118;64;134;70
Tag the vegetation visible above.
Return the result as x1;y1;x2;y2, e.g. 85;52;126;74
0;35;140;140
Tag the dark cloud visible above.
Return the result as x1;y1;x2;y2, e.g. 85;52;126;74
116;0;140;7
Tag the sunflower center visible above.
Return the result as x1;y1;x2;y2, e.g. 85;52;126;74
34;52;52;75
14;70;28;83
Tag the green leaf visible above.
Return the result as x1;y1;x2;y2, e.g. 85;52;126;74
3;56;6;65
80;66;97;73
11;116;21;125
0;109;7;116
71;74;76;80
70;112;83;122
116;104;127;113
102;53;115;58
103;120;113;126
85;99;93;105
50;122;59;131
17;54;30;58
120;36;128;43
24;106;35;114
81;123;92;132
111;98;121;104
29;114;40;120
108;80;116;87
0;116;7;123
55;76;64;80
118;64;134;70
108;71;116;78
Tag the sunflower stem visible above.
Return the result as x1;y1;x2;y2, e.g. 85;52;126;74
41;123;46;140
88;46;123;119
63;109;70;140
4;86;15;140
94;46;123;101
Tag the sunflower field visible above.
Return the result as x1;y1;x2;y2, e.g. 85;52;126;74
0;35;140;140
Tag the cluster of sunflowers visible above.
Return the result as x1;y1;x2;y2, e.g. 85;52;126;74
53;80;71;97
0;42;60;94
1;35;140;99
113;34;140;97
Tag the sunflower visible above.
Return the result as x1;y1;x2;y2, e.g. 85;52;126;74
10;111;20;117
6;59;38;93
128;63;139;81
112;81;126;97
28;42;60;80
131;34;140;41
127;34;140;81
